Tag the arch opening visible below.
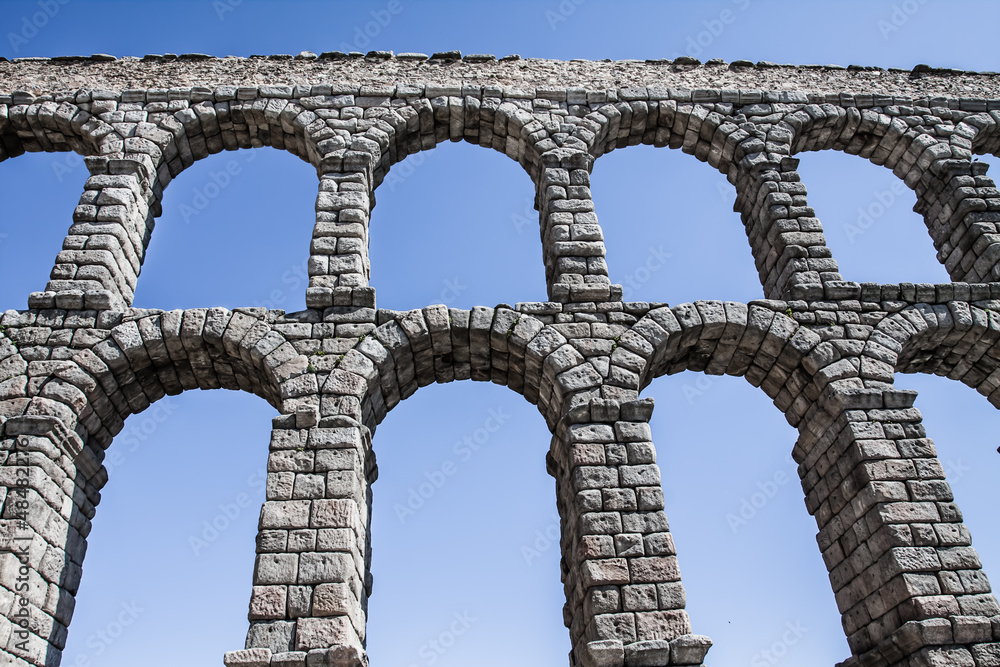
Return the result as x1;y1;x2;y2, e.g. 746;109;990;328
795;150;949;285
63;389;275;667
365;381;567;667
590;145;760;305
368;141;547;311
643;371;847;664
974;153;1000;184
891;373;1000;581
135;148;317;312
0;152;88;306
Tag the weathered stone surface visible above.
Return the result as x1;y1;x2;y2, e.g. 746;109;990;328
295;616;359;651
224;648;272;667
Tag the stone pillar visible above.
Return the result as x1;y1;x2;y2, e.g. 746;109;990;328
0;415;103;667
538;158;623;305
913;158;1000;283
226;410;376;667
551;396;711;667
34;156;157;311
733;147;842;301
306;171;376;312
796;382;1000;665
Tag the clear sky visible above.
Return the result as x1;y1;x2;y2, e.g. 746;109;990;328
1;1;999;666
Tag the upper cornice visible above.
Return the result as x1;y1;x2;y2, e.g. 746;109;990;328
1;51;998;101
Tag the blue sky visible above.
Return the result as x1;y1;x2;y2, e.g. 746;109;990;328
2;1;1000;666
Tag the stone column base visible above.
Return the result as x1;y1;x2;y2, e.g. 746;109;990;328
584;635;712;667
835;616;1000;667
224;645;367;667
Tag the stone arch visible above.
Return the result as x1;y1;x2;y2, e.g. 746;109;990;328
304;93;558;308
580;140;767;305
0;91;328;195
326;306;587;431
230;304;599;664
145;95;322;190
579;100;844;301
786;103;987;288
363;94;550;189
786;103;953;176
0;99;112;162
583;100;746;180
129;95;324;249
362;135;547;309
517;99;760;303
0;100;131;310
0;307;309;466
0;305;316;667
302;303;724;666
786;104;1000;285
875;301;1000;407
26;92;328;311
620;302;820;428
613;302;990;658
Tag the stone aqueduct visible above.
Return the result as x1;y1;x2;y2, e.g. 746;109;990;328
1;52;1000;667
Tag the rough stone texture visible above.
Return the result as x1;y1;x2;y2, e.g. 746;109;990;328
1;53;1000;667
3;54;1000;99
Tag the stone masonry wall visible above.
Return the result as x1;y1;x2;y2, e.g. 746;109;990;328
0;51;999;667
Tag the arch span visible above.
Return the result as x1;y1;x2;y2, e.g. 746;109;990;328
875;301;1000;407
787;103;1000;285
0;100;111;162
